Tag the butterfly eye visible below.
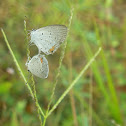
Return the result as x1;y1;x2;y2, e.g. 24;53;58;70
28;69;30;72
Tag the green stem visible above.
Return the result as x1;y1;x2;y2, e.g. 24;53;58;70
46;7;74;114
43;116;47;126
1;28;45;118
47;47;102;117
24;20;43;125
31;77;42;126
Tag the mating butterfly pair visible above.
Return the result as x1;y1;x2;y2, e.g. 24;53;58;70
26;25;67;78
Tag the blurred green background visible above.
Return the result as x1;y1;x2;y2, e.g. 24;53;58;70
0;0;126;126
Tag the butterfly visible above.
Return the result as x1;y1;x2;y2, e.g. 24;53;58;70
26;54;49;78
30;25;67;55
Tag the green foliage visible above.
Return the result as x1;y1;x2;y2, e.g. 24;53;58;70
0;82;12;95
0;0;125;126
11;110;19;126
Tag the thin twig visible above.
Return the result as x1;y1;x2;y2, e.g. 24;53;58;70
24;20;43;125
46;7;74;113
1;28;45;118
31;76;42;126
47;47;102;117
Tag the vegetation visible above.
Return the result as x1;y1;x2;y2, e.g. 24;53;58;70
0;0;125;126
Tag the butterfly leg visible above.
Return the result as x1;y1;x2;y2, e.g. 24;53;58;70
38;49;41;54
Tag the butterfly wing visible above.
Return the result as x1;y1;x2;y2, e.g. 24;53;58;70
26;54;49;78
30;25;67;55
